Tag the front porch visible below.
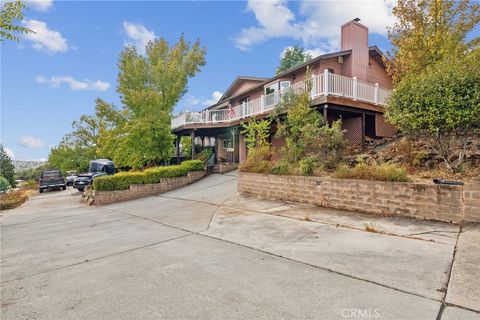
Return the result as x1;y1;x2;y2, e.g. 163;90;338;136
174;126;245;166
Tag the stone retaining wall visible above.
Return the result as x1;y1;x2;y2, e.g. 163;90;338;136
92;171;206;205
238;172;480;223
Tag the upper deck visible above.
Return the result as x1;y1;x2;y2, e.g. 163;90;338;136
171;71;392;131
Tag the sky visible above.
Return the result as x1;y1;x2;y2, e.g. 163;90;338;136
1;0;411;160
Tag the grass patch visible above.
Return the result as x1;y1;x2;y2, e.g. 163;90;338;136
335;162;411;182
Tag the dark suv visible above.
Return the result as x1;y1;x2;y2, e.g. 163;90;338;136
73;172;107;192
39;170;66;193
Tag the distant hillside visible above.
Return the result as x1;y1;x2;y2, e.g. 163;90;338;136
13;160;47;171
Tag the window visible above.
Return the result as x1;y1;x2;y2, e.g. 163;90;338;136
223;139;232;149
264;82;279;95
280;81;291;90
239;97;250;104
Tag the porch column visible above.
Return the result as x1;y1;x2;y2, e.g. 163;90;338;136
323;104;328;123
176;134;181;164
239;133;247;164
190;130;195;160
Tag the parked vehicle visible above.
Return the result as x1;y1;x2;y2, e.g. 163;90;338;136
39;170;66;193
89;159;116;174
66;171;78;186
73;172;107;192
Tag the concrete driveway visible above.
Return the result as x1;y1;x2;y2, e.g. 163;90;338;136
1;172;479;319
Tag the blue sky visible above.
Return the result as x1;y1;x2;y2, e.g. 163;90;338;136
1;0;412;160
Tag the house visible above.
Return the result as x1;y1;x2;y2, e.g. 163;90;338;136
171;19;397;165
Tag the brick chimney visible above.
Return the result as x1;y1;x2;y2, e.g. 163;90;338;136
341;18;369;81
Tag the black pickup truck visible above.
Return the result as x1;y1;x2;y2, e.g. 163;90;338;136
39;170;66;193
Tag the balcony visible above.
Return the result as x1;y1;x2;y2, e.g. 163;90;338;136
172;71;392;129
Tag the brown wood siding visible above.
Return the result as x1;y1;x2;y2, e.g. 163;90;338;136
368;57;392;89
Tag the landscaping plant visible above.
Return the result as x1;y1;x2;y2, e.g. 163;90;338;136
239;119;273;173
93;160;204;191
335;162;411;182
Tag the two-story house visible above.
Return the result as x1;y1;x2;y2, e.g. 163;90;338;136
171;19;397;164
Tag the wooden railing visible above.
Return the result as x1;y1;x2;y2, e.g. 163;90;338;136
172;71;392;129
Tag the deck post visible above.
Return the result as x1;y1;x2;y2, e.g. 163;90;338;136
323;69;329;96
353;77;357;100
374;83;379;105
310;73;316;98
176;134;181;164
260;95;265;112
190;130;195;160
323;104;328;121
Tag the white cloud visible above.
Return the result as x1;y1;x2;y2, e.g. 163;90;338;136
181;91;223;111
235;0;396;52
23;19;68;54
25;0;54;12
203;91;223;106
4;147;15;159
19;135;46;149
123;21;156;54
36;75;110;91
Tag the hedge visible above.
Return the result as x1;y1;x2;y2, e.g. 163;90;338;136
93;160;204;191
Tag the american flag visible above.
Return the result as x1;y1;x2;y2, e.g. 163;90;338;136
228;104;236;119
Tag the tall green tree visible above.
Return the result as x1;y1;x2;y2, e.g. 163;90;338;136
0;0;32;42
276;45;312;74
385;0;480;83
0;145;16;186
385;51;480;172
49;98;121;172
98;35;206;169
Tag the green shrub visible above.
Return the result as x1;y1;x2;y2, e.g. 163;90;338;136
194;147;213;162
180;159;204;171
93;161;204;191
270;160;291;175
335;162;410;182
299;156;319;176
0;176;11;192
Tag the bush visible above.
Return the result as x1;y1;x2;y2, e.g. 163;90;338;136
0;190;29;210
93;161;204;191
194;147;213;162
180;159;204;171
335;162;410;182
299;156;319;176
0;176;11;192
270;160;292;175
239;146;272;173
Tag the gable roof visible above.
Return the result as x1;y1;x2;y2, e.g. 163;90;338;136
218;76;268;103
203;47;389;110
368;45;387;66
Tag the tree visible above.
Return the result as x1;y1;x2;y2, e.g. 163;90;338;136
275;71;346;171
98;36;206;169
0;145;15;186
385;52;480;172
385;0;480;83
0;0;32;42
49;98;121;173
276;45;312;74
0;176;10;192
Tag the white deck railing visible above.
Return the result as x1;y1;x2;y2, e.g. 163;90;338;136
172;70;392;129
